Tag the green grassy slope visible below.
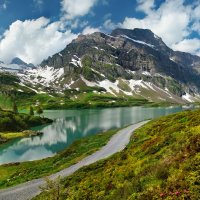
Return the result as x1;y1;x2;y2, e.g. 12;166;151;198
0;72;153;110
36;109;200;200
0;88;151;110
0;95;13;110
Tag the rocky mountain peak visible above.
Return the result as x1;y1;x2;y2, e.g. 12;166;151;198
111;28;154;38
11;57;35;68
111;28;171;54
11;57;27;65
72;32;108;45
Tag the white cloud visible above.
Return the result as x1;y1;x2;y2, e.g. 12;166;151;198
103;19;118;31
136;0;155;14
172;39;200;54
191;2;200;34
0;17;77;65
118;0;200;56
61;0;98;20
0;0;199;66
0;1;8;10
2;3;7;9
82;26;100;35
33;0;43;10
0;0;103;65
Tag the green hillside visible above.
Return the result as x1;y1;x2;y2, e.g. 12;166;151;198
36;109;200;200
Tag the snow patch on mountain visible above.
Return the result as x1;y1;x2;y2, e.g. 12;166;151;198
98;80;120;95
70;55;82;68
142;71;151;76
154;34;160;40
18;66;64;87
182;93;195;103
80;76;179;102
81;76;97;87
121;35;154;48
18;82;39;93
108;44;117;49
129;80;148;90
91;68;105;77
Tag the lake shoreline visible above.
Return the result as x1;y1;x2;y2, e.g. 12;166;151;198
0;130;44;146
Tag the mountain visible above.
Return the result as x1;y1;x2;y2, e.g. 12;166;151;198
11;57;35;68
0;57;35;73
32;28;200;103
2;28;200;105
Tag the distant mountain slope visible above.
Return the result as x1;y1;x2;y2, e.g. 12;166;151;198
1;28;200;104
0;57;35;73
11;57;35;68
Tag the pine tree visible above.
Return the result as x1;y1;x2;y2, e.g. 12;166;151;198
36;106;43;116
13;101;18;114
29;106;34;116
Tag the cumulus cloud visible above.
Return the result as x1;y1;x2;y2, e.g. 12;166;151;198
136;0;155;14
172;39;200;54
61;0;98;20
0;17;77;64
103;19;118;31
0;0;103;64
82;26;100;35
191;2;200;34
120;0;200;55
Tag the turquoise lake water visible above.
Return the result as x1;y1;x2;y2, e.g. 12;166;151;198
0;106;184;165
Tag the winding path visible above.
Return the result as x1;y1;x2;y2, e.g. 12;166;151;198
0;121;148;200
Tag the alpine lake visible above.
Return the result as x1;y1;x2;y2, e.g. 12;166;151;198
0;106;190;165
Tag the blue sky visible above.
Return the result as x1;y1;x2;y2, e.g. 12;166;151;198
0;0;199;64
0;0;144;34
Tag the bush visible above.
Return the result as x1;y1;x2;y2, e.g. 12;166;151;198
0;110;52;132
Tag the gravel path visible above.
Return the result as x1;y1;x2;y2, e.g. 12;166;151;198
0;121;148;200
